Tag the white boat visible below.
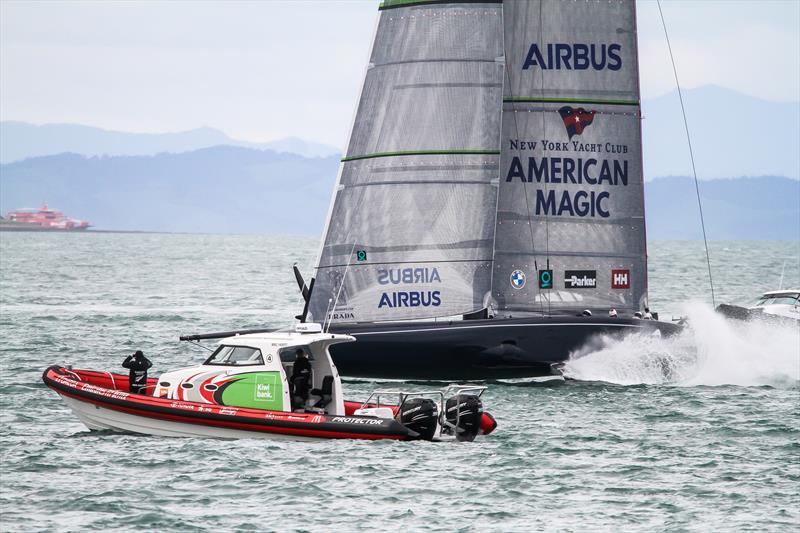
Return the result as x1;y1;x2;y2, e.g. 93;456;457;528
717;289;800;324
43;325;497;441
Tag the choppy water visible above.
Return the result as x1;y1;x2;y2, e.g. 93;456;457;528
1;233;798;532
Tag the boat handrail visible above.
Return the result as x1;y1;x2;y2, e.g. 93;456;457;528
360;389;444;410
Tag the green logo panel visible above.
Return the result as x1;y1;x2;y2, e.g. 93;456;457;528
220;372;284;411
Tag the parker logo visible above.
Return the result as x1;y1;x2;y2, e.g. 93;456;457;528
558;106;596;139
565;270;597;289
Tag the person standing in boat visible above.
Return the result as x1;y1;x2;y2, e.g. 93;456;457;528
122;350;152;394
643;307;653;320
290;348;312;410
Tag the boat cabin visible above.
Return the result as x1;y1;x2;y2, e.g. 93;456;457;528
748;288;800;320
154;325;352;415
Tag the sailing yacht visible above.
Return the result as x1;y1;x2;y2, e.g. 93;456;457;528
296;0;681;379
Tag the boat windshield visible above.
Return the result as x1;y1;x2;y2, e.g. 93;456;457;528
755;294;799;306
204;345;264;366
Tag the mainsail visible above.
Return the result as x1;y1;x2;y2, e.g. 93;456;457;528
310;0;647;324
492;0;647;315
309;0;505;323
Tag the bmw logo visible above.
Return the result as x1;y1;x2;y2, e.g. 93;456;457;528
510;269;526;289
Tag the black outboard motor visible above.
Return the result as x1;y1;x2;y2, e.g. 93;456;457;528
396;397;438;441
445;394;483;442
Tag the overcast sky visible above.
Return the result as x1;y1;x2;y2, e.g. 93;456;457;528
1;0;798;147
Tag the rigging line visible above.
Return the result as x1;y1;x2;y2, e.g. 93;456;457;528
657;0;716;308
504;1;546;317
187;340;215;353
327;242;357;333
538;0;551;317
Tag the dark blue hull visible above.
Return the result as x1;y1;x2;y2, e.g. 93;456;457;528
329;316;681;380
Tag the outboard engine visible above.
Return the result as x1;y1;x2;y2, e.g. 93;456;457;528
444;394;483;442
396;397;438;441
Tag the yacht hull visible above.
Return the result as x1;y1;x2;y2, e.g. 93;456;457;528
329;316;682;380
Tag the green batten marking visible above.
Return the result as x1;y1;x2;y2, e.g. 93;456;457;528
341;150;499;162
504;97;640;106
379;0;502;11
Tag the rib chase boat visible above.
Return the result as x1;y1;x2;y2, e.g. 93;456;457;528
287;0;680;379
43;325;496;441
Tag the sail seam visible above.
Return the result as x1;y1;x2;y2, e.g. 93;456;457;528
341;150;500;162
344;180;496;187
504;97;639;106
318;258;492;269
374;59;499;68
494;250;643;259
379;0;503;11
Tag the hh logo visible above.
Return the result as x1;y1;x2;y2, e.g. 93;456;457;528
612;269;630;289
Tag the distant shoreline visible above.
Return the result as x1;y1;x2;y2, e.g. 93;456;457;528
0;226;169;235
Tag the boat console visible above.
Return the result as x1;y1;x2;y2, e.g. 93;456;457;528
154;327;349;416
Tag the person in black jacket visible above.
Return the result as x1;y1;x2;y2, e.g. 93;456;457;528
290;348;312;410
122;350;153;394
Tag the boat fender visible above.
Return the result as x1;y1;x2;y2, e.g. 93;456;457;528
396;397;438;441
479;412;498;436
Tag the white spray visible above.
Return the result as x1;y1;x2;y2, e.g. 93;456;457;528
562;302;800;387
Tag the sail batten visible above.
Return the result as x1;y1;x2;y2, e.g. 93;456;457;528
341;150;500;162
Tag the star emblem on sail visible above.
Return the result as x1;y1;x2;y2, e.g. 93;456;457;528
558;106;597;139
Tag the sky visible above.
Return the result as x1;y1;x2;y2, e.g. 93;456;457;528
1;0;798;148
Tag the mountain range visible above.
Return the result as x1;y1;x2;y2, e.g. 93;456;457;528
0;85;797;238
0;122;339;163
2;86;797;179
1;148;797;239
0;148;339;234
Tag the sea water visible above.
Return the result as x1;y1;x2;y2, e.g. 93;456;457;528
0;233;797;532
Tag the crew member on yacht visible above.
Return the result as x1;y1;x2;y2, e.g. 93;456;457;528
122;350;152;394
291;348;312;410
608;308;618;317
643;307;653;320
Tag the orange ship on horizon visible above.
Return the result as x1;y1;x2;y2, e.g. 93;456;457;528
3;204;90;230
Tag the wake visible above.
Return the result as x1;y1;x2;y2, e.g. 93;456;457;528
562;303;800;387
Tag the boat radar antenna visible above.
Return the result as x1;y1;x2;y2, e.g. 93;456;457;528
325;242;357;333
657;0;716;308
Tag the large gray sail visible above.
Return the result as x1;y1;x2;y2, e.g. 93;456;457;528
309;0;505;324
492;0;647;315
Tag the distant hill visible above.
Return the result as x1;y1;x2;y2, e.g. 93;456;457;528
644;176;799;240
641;85;798;180
0;146;796;239
2;86;797;178
0;122;339;163
0;147;339;234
